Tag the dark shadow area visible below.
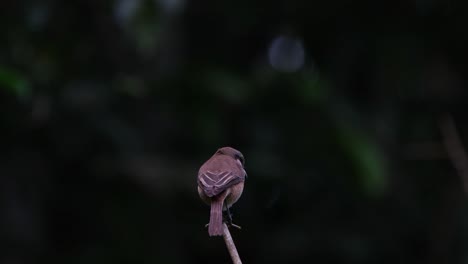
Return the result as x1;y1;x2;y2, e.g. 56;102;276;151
1;0;468;263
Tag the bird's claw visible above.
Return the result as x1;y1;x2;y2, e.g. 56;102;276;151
229;223;242;229
204;222;241;230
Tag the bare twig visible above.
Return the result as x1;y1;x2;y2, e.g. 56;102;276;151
438;114;468;194
222;223;242;264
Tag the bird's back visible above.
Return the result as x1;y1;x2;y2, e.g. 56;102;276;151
198;154;244;197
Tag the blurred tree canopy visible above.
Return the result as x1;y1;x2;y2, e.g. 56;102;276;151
1;0;468;263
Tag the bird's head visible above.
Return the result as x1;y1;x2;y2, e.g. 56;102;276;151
216;146;245;167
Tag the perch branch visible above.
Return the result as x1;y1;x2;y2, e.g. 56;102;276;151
438;114;468;194
222;223;242;264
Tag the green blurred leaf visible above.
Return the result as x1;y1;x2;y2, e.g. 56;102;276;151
0;67;31;98
204;70;251;104
338;125;387;196
299;72;328;103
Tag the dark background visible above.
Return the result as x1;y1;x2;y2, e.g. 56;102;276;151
1;0;468;263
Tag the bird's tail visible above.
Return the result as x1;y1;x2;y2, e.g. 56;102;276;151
208;198;224;236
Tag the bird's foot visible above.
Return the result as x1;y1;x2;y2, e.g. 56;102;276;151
229;223;242;229
222;210;241;229
222;209;233;225
204;222;240;229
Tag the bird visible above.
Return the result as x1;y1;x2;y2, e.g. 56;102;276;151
197;147;247;236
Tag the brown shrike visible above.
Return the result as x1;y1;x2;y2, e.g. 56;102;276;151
198;147;247;236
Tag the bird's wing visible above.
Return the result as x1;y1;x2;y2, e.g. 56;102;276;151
198;170;243;197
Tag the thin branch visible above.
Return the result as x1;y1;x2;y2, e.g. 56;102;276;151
222;223;242;264
438;114;468;194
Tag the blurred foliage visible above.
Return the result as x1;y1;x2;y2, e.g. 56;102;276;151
1;0;468;264
0;67;30;99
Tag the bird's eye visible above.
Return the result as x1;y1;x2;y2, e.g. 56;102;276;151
236;154;245;165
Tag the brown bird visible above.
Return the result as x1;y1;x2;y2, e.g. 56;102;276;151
198;147;247;236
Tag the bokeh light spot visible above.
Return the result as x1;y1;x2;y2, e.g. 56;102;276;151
268;35;305;72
